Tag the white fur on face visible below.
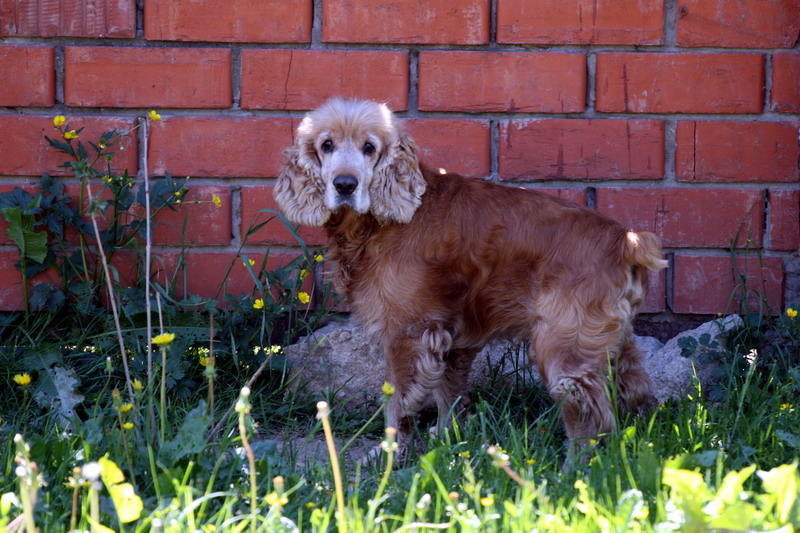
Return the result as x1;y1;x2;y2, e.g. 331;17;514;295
317;132;383;215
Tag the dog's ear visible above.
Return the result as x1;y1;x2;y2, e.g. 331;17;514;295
370;133;426;225
273;132;330;227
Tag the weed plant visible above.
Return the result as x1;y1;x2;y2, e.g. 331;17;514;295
0;114;798;532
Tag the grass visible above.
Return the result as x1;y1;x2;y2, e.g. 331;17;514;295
1;311;799;532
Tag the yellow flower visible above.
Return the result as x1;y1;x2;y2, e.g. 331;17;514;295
314;254;324;262
199;357;211;367
253;298;264;310
244;258;255;267
268;345;282;354
122;422;134;430
53;115;66;127
13;373;32;387
526;458;536;465
480;496;494;507
118;403;133;413
212;194;222;207
265;492;288;507
299;268;309;279
787;308;798;319
132;379;144;392
63;130;79;140
382;382;395;397
588;439;597;446
205;525;217;532
148;110;162;121
780;403;793;410
297;291;310;304
458;450;470;458
305;502;316;509
152;332;176;346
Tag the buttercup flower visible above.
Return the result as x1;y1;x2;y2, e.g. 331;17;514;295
244;259;255;267
382;382;395;397
787;308;797;319
212;194;222;207
148;110;161;121
299;268;309;279
265;492;288;507
152;332;176;346
122;422;134;430
480;496;494;507
118;403;133;413
132;379;144;392
297;292;310;304
199;357;210;367
13;373;32;387
253;298;264;310
781;403;793;410
63;130;79;140
53;115;66;127
314;254;324;262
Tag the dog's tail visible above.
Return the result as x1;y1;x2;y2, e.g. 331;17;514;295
624;231;668;271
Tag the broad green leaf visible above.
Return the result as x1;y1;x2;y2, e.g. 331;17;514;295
1;206;48;264
758;463;798;524
108;482;143;523
99;455;125;486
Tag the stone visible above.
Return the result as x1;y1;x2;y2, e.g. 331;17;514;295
643;315;743;403
284;316;742;407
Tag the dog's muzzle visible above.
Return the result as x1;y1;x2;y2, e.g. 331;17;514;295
333;174;358;195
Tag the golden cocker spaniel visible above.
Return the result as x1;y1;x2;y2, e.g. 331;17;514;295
274;98;667;461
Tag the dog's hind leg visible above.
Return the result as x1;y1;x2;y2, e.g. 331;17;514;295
431;348;478;435
530;313;620;464
614;337;658;415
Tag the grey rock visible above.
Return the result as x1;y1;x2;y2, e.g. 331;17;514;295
285;317;742;407
643;315;743;403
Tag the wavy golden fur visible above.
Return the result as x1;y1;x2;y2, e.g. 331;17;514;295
275;98;668;462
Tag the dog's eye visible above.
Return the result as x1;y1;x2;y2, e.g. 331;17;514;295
321;140;334;153
362;142;376;156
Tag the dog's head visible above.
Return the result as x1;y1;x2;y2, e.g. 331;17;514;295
274;98;426;226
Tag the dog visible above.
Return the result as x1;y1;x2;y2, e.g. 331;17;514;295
274;98;667;462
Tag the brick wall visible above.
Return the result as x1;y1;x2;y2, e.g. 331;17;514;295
1;0;798;317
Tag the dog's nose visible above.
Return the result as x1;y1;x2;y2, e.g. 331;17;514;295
333;174;358;195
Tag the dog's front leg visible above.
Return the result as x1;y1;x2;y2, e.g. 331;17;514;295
382;324;451;462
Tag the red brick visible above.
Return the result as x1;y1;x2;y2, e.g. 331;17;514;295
240;185;327;246
673;255;784;314
0;251;25;311
148;117;295;178
677;0;800;48
402;119;490;178
530;187;587;207
0;116;138;176
323;0;489;44
768;190;800;251
65;47;232;108
643;267;667;314
419;52;586;113
596;188;764;248
241;50;408;111
499;119;664;180
772;53;800;113
109;250;180;289
0;0;135;38
497;0;664;45
676;121;800;183
596;53;765;114
144;0;311;42
181;251;306;300
0;46;54;106
151;185;232;246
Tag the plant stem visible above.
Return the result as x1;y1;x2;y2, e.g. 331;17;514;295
318;401;347;533
236;388;258;533
160;346;167;445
